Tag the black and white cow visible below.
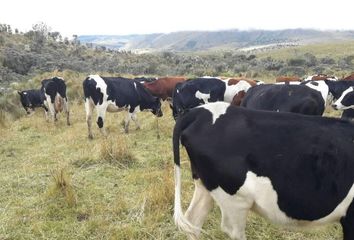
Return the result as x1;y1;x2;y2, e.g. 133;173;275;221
83;75;162;138
173;102;354;240
332;86;354;120
18;77;70;125
241;84;325;115
172;77;255;119
303;80;354;119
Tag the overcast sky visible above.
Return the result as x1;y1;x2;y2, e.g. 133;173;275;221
1;0;354;37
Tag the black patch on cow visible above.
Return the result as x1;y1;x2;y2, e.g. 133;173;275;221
172;78;226;118
342;109;354;120
174;105;354;222
97;117;103;128
310;81;319;86
241;84;325;115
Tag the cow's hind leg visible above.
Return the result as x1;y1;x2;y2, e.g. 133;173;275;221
211;188;252;240
124;112;132;133
184;179;213;239
45;94;56;122
96;104;108;137
63;97;70;126
341;200;354;240
85;98;94;139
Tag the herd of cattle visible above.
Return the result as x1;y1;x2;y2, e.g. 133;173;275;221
18;73;354;240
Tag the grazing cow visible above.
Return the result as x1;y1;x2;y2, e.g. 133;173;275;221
173;102;354;240
83;75;162;138
143;77;187;101
240;84;325;115
275;76;302;83
172;77;256;119
18;77;70;125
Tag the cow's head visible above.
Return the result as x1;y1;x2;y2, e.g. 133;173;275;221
332;87;354;110
18;91;34;114
151;97;163;117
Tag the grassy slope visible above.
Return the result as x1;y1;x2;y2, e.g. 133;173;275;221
256;40;354;60
0;100;342;240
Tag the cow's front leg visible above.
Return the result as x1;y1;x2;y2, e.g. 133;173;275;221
63;97;70;126
124;111;133;134
85;99;94;139
131;110;141;130
43;104;49;122
96;104;108;137
45;94;56;122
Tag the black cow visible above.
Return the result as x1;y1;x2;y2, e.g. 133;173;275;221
241;84;325;115
173;102;354;240
172;77;255;119
83;75;162;138
18;77;70;125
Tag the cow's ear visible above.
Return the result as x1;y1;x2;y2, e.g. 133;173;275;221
17;91;22;95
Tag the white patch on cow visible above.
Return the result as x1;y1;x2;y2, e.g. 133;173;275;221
23;92;27;95
199;102;229;124
333;87;354;110
275;81;302;85
134;82;137;90
223;80;253;102
210;171;354;239
176;89;179;94
303;80;329;106
88;75;126;113
89;75;108;101
44;93;56;121
195;90;210;104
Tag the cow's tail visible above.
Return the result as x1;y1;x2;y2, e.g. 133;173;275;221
173;112;201;239
54;93;64;113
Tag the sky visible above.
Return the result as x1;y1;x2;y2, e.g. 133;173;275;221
1;0;354;37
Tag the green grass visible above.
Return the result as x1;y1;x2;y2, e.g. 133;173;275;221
0;102;342;239
257;40;354;61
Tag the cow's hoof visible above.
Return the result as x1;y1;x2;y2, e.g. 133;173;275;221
88;134;93;140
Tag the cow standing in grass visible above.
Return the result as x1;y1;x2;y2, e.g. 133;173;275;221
173;102;354;240
18;77;70;125
83;75;162;139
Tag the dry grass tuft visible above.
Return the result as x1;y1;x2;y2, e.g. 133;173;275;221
48;167;77;207
145;165;174;213
100;135;136;168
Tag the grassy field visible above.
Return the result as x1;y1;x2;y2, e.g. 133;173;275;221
0;98;344;240
257;40;354;61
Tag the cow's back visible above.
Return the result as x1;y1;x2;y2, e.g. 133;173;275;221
241;84;325;115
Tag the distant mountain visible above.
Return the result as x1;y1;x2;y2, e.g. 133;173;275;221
78;29;354;52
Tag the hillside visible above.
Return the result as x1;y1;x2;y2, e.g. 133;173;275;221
79;29;354;52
